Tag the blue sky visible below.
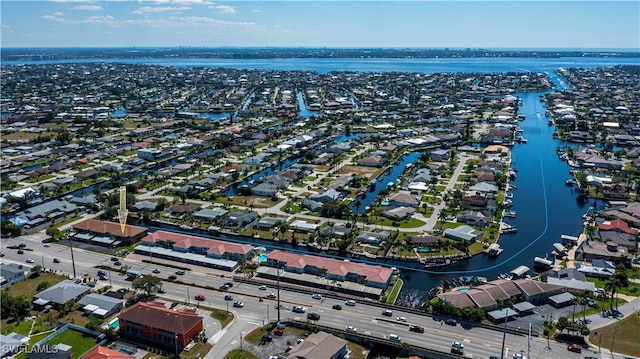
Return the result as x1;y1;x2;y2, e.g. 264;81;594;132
1;1;639;49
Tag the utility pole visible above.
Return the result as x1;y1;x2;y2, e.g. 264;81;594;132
68;233;76;278
527;322;531;359
277;261;281;323
500;314;507;359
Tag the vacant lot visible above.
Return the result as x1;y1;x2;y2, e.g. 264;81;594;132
337;165;378;179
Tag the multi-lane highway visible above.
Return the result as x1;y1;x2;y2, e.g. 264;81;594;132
0;234;615;359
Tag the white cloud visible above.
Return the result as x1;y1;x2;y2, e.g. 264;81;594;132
51;0;93;3
2;24;10;29
132;6;190;14
211;5;235;14
69;5;103;10
54;12;65;16
251;7;263;13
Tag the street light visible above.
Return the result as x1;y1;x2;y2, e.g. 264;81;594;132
174;333;179;359
611;326;619;355
240;331;245;353
595;331;603;353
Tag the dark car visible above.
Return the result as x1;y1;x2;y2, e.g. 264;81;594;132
444;318;458;326
114;261;122;266
195;294;206;301
220;284;230;290
307;312;320;320
19;243;27;248
224;282;234;288
567;344;582;353
110;257;118;261
170;302;180;309
53;258;61;263
262;334;273;342
332;304;342;310
273;328;284;336
17;249;24;254
409;325;424;333
382;309;393;317
168;275;178;280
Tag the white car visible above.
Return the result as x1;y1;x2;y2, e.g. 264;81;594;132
397;316;406;322
345;300;356;306
346;326;357;332
452;341;464;349
43;243;51;247
258;285;267;290
512;354;525;359
292;306;306;313
26;259;34;263
311;294;322;300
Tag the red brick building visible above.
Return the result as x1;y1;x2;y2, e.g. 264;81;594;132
118;301;203;350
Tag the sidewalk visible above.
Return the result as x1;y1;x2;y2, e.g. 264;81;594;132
585;295;640;330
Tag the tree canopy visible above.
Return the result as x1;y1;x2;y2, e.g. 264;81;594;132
132;275;163;296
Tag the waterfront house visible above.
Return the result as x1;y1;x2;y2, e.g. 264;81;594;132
594;230;637;251
357;231;391;246
310;188;344;203
253;216;284;231
456;210;492;228
574;240;633;262
251;182;279;197
302;199;324;212
444;225;483;241
430;149;450;161
140;230;255;261
289;220;319;233
191;208;228;223
218;211;259;229
386;191;421;208
118;301;203;351
357;155;385;167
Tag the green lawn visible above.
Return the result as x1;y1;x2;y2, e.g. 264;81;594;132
43;328;97;359
588;310;640;357
224;350;260;359
385;278;403;304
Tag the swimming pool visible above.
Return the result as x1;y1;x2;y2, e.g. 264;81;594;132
109;319;119;330
257;254;267;263
456;287;470;292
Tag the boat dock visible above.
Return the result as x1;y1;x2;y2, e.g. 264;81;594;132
484;243;504;256
503;210;516;218
500;222;518;234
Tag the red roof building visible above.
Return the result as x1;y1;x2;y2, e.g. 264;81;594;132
267;249;393;289
598;218;638;235
81;346;134;359
118;301;204;350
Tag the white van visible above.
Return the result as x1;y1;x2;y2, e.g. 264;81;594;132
389;334;401;342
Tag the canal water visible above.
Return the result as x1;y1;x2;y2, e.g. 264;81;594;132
397;88;602;306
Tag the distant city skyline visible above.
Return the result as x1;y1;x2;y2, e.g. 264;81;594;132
1;1;639;49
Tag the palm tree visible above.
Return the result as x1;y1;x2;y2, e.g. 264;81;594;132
604;277;621;313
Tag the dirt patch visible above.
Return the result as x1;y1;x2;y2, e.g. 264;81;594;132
336;165;378;179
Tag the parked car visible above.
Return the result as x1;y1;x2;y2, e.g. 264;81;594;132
332;304;342;310
114;261;122;266
345;300;356;306
307;312;320;320
567;344;582;353
262;334;273;342
170;302;180;309
195;294;206;301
